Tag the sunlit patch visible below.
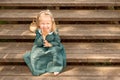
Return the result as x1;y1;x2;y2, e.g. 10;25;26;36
11;66;15;70
0;47;6;50
3;53;8;59
0;66;4;71
21;30;35;36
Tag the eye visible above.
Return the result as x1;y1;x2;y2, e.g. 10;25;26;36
41;23;45;25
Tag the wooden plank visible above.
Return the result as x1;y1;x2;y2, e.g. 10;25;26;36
0;10;120;21
0;76;120;80
116;0;120;6
0;53;120;62
0;65;119;76
0;24;120;39
0;65;120;80
0;42;120;62
0;0;116;7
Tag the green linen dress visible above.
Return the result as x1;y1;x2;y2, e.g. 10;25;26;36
23;29;66;76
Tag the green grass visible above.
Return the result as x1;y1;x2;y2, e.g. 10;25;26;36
0;21;8;24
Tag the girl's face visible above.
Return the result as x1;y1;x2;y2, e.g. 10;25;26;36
39;14;52;32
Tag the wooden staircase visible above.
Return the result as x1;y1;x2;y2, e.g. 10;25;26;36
0;0;120;80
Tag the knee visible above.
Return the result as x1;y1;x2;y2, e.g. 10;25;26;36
30;49;44;59
23;52;31;63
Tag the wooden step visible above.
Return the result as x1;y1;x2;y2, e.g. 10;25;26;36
0;65;119;80
0;24;120;39
0;42;120;63
0;10;120;21
116;0;120;6
1;76;119;80
0;0;117;7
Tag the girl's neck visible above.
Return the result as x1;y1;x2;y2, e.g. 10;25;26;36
38;29;53;34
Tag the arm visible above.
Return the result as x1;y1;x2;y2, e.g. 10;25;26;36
49;32;61;46
34;30;43;47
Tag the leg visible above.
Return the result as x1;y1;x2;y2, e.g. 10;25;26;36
30;47;46;75
46;46;63;73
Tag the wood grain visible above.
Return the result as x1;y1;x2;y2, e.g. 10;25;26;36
0;24;120;39
0;10;120;21
0;42;120;62
0;0;116;6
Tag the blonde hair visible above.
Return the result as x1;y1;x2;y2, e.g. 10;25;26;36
36;10;57;33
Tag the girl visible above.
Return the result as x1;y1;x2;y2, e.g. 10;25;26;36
23;10;66;76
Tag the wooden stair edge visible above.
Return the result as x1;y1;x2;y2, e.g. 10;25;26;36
0;65;120;80
0;65;119;76
0;0;117;7
1;76;120;80
0;24;120;39
0;42;120;63
0;10;120;21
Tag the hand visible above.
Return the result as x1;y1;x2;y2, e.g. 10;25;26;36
44;40;52;47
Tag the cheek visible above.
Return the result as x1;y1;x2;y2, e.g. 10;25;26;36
48;24;52;29
40;25;44;29
39;24;44;29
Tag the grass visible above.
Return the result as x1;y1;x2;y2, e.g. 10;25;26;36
0;21;8;24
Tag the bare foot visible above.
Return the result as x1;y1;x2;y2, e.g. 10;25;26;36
54;72;59;75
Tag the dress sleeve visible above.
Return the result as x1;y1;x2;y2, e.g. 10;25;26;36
34;30;43;47
50;32;61;46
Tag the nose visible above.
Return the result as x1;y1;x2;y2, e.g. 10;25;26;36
43;24;49;29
